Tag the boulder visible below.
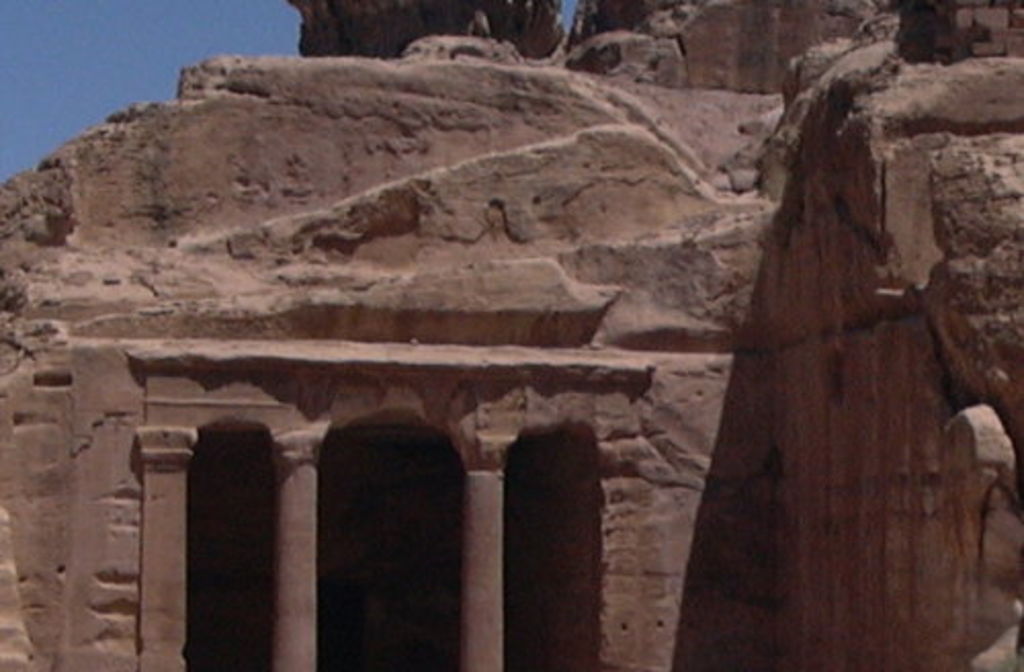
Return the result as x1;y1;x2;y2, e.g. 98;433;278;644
401;35;524;64
566;30;687;89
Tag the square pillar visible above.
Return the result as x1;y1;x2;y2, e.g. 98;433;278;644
461;471;504;672
137;427;197;672
272;427;326;672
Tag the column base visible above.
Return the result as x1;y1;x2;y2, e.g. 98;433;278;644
139;651;185;672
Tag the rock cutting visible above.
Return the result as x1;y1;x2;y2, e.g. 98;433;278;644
0;1;1022;670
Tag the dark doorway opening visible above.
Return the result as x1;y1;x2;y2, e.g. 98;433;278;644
505;425;603;672
318;424;465;672
185;427;276;672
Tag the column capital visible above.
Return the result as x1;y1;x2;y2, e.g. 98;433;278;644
469;435;515;473
137;426;197;473
273;423;329;469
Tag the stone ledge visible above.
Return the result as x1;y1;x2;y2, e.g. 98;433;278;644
77;338;726;378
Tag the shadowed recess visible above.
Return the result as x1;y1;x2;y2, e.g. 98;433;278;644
317;424;465;672
504;425;603;672
186;428;276;672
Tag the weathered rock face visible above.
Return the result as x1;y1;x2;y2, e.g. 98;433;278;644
0;56;773;344
570;0;886;92
761;13;899;198
287;0;563;58
679;42;1024;671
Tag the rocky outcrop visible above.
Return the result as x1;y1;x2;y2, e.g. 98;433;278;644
570;0;886;92
679;41;1024;671
0;55;771;340
287;0;563;58
0;53;775;370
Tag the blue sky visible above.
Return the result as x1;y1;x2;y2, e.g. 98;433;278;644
1;1;577;183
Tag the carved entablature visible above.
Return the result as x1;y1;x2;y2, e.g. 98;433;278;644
136;427;197;473
116;339;656;472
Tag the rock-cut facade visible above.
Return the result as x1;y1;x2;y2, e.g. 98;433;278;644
0;1;1023;672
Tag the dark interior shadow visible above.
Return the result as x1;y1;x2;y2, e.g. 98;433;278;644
317;424;464;672
504;425;602;672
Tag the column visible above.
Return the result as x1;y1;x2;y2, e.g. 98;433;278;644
272;427;326;672
137;426;197;672
461;471;504;672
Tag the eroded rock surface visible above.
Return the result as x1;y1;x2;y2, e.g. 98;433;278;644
0;55;770;349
